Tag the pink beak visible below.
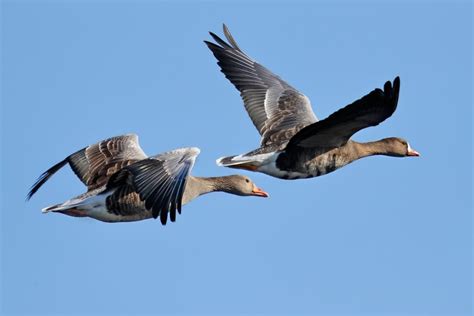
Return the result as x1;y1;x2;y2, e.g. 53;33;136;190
407;149;420;157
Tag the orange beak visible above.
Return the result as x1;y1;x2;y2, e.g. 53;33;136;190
251;187;269;198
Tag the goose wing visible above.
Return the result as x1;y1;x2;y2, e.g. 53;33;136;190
285;77;400;152
106;147;200;225
27;134;147;199
205;24;317;147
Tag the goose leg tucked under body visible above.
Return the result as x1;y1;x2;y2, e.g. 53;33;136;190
27;134;268;225
206;25;419;180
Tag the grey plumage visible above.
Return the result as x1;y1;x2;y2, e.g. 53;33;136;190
105;147;199;224
27;134;147;200
205;25;317;148
27;134;199;224
28;134;268;225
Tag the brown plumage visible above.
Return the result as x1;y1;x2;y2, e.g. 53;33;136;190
205;25;419;180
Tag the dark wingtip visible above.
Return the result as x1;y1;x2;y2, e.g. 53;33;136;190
393;76;400;95
222;23;230;36
383;79;392;94
208;32;220;44
208;31;230;49
177;201;182;215
160;209;168;225
27;171;50;201
26;181;40;201
222;23;242;51
204;40;220;52
392;76;401;105
383;76;401;101
152;207;159;220
26;158;68;201
170;208;176;223
26;185;37;201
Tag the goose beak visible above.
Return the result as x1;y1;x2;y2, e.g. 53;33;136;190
406;143;420;157
251;187;269;198
407;149;420;157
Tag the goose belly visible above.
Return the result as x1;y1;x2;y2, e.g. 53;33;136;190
248;151;307;179
306;152;349;178
272;150;350;179
79;193;153;223
88;207;152;223
259;161;310;179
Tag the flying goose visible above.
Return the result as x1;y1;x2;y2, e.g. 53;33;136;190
27;134;268;225
205;25;419;180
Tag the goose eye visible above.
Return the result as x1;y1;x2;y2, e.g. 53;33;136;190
245;179;250;183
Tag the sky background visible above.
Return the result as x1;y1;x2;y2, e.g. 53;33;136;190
1;1;472;315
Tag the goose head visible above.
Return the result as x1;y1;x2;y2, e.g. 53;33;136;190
221;175;269;197
383;137;420;157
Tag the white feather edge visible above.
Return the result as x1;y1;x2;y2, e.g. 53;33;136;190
216;153;276;167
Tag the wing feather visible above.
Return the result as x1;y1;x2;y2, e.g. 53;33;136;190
106;147;200;225
27;134;147;199
205;24;317;147
286;77;400;151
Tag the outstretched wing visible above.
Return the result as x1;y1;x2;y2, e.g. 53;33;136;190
27;134;147;199
205;24;317;147
106;147;200;225
286;77;400;151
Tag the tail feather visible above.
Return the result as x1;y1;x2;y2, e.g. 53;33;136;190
216;155;256;167
41;203;88;218
215;154;268;172
42;203;63;213
216;151;278;172
41;193;91;213
216;155;236;166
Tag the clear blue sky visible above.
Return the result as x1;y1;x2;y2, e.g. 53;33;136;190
1;1;472;315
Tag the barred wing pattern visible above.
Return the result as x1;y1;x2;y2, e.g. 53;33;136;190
106;147;200;225
27;134;147;199
205;24;318;147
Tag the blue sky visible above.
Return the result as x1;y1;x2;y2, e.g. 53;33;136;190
1;1;472;315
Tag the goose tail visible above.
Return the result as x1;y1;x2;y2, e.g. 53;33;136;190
216;155;240;167
216;154;256;166
215;153;273;172
41;194;90;213
42;203;65;213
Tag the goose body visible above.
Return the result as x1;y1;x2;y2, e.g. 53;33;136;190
27;134;268;225
205;25;419;180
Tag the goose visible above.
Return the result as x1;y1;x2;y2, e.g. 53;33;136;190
27;134;268;225
205;25;419;180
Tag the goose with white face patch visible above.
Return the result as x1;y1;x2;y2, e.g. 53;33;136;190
27;134;268;225
205;25;420;180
